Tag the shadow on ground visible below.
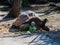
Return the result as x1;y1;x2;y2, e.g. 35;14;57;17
13;32;60;45
22;5;60;15
21;32;60;45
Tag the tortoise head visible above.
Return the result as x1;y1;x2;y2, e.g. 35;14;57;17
42;18;48;24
